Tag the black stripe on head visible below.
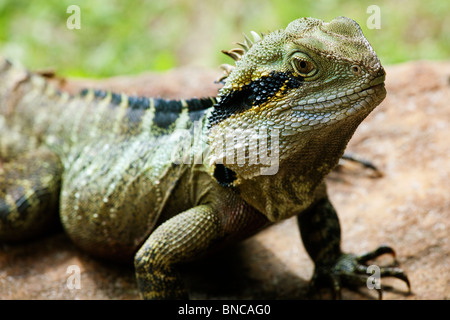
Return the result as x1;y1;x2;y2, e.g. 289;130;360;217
153;99;183;129
208;71;303;128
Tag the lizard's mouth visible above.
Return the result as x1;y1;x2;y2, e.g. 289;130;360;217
360;72;386;99
364;81;386;101
362;82;386;96
369;71;385;87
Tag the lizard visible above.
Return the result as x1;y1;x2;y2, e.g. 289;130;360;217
0;16;410;299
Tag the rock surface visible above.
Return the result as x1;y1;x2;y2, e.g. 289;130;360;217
0;61;448;300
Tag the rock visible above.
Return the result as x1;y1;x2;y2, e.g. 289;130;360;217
0;61;448;299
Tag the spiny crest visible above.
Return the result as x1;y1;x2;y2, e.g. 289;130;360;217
217;31;265;83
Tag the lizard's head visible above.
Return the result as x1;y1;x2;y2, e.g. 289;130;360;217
207;17;386;216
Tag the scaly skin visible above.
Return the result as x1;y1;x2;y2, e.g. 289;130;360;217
0;17;409;299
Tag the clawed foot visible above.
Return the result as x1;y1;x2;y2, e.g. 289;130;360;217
309;245;411;299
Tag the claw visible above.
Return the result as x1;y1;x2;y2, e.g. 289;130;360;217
340;153;383;177
379;265;411;292
310;246;410;299
357;245;411;292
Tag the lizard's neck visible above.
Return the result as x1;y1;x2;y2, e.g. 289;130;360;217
223;113;366;222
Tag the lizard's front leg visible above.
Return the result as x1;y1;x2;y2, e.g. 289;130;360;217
134;202;268;299
297;197;410;299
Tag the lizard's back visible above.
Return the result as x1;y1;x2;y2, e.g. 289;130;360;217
0;58;216;260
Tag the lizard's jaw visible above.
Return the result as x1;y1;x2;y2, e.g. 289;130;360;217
287;69;386;132
286;83;385;132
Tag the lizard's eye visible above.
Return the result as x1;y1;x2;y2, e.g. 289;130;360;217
351;64;362;76
291;56;316;77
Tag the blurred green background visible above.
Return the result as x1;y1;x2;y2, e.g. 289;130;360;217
0;0;449;78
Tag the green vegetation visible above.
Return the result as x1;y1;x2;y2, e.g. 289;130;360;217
0;0;449;78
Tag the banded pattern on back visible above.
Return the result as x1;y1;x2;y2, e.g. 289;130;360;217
79;88;217;137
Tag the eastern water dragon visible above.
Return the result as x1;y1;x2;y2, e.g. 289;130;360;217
0;17;410;299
